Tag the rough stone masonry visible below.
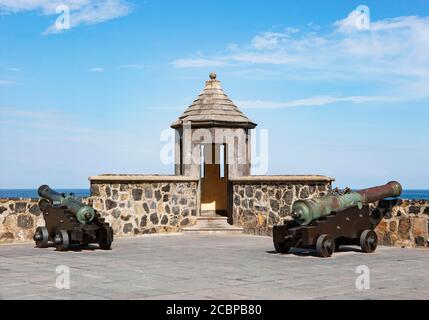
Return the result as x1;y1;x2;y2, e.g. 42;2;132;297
88;178;199;236
1;183;428;248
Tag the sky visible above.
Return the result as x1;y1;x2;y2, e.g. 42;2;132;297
0;0;428;189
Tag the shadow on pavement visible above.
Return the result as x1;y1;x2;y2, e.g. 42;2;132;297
266;246;363;257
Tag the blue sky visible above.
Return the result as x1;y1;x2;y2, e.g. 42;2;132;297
0;0;428;189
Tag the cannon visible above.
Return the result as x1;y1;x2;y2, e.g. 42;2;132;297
291;181;402;225
38;184;96;224
273;181;402;257
33;185;113;251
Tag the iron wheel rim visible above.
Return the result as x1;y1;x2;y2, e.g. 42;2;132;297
54;230;69;251
34;226;49;248
316;234;335;257
360;230;378;253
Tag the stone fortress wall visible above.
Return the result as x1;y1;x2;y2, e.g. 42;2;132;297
0;198;41;242
375;199;429;248
88;176;199;236
1;175;427;248
230;176;332;235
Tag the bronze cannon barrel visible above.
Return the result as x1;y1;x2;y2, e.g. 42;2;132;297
38;185;95;224
38;185;64;203
291;181;402;225
357;181;402;203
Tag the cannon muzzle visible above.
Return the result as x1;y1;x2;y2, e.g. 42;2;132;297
292;181;402;225
357;181;402;203
38;185;63;202
38;185;95;224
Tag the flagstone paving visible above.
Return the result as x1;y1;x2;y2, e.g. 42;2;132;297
0;234;427;300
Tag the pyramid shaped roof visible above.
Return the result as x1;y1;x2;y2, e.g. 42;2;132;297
171;73;257;129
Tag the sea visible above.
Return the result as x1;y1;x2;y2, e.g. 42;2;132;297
0;189;90;199
0;189;428;200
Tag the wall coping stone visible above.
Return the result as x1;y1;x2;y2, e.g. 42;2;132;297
0;198;37;201
230;175;335;183
89;174;199;183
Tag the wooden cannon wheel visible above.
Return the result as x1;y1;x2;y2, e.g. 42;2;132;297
360;229;378;253
274;242;290;254
54;229;70;251
316;234;335;257
34;226;49;248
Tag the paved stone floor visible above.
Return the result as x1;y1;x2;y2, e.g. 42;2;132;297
0;234;427;300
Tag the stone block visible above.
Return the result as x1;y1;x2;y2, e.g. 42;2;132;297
144;187;153;199
140;215;147;227
398;218;411;240
14;202;27;213
90;185;100;196
161;215;169;225
17;215;33;229
300;187;309;199
415;236;427;247
408;205;421;215
28;204;41;216
389;221;397;232
105;199;117;210
245;186;254;198
132;189;143;201
150;213;159;225
412;217;428;237
123;223;133;234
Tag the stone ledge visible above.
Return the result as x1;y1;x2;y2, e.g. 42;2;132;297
0;198;37;202
230;175;335;183
89;174;199;183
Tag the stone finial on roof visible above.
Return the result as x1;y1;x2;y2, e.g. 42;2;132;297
170;73;257;129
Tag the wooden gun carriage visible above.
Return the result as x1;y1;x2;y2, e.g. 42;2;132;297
273;193;399;258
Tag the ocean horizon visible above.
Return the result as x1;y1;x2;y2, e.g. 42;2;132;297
1;188;428;200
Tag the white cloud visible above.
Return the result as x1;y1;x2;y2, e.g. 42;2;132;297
88;67;104;72
0;79;18;85
237;95;400;110
251;29;299;50
251;32;286;50
172;11;429;102
0;106;75;131
118;64;145;69
5;67;20;72
333;8;368;33
232;51;298;65
0;0;132;34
